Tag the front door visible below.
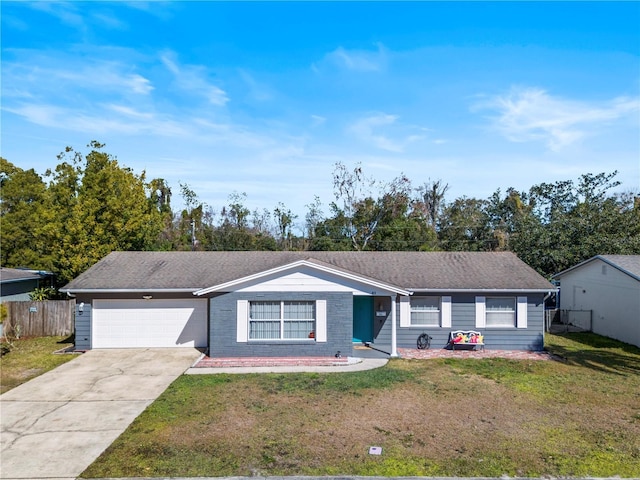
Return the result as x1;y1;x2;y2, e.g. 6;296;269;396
353;296;374;343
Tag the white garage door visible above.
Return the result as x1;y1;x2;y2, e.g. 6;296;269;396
92;299;207;348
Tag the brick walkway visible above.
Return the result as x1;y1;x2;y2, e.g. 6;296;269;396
193;349;552;368
399;347;553;360
194;356;350;368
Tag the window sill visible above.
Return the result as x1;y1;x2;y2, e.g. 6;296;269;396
248;339;317;344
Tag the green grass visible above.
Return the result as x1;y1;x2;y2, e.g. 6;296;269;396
0;335;76;394
82;333;640;478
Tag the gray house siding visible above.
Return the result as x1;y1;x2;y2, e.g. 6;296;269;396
209;291;353;358
74;298;92;350
374;293;545;351
0;279;40;302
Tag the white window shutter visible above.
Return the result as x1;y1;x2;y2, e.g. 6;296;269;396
475;296;486;328
517;296;528;328
315;299;327;342
399;296;411;327
236;300;248;342
441;296;452;328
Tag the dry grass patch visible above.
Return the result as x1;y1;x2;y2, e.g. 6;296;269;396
82;333;640;478
0;335;76;393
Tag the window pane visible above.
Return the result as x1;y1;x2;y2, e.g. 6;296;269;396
249;320;280;339
284;301;315;319
410;296;440;325
486;297;515;311
411;297;439;310
411;311;440;326
284;320;315;339
486;297;515;326
250;301;280;320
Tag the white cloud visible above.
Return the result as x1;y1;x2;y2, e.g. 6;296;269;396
475;87;640;151
239;70;273;102
310;115;326;127
91;12;127;30
29;2;85;29
2;55;154;98
160;52;228;106
347;113;427;152
314;43;388;73
4;102;189;137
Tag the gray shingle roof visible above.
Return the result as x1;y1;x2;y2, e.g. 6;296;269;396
599;255;640;280
61;251;554;292
1;268;45;283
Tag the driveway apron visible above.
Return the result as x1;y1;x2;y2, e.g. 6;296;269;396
0;348;200;480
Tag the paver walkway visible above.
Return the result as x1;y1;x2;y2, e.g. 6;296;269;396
399;347;553;360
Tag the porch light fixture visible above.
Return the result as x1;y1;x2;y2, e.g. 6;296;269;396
142;295;153;300
78;302;84;315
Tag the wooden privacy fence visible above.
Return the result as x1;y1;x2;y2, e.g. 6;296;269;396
3;300;75;337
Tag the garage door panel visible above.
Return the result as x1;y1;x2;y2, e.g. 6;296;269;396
92;299;207;348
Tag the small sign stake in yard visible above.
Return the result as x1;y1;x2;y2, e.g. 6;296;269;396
368;446;382;455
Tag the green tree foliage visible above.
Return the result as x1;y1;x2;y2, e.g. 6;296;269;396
29;287;57;301
438;197;492;251
3;143;637;280
509;172;640;276
1;144;164;284
0;158;54;270
273;202;297;250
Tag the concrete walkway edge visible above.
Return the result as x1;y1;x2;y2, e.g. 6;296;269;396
186;357;389;374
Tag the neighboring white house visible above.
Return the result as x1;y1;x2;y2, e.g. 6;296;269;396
553;255;640;348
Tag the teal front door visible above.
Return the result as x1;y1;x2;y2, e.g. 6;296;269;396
353;296;374;343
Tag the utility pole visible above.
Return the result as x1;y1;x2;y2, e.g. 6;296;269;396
191;218;196;251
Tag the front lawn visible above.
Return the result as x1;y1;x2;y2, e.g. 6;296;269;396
0;335;77;394
82;333;640;478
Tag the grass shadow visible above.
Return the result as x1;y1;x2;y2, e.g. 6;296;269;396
58;333;75;344
546;332;640;376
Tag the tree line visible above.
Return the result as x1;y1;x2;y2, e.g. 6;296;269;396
2;141;638;287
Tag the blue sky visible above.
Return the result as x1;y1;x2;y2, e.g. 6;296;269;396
2;1;639;226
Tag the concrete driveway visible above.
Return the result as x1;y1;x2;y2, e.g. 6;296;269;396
0;348;200;480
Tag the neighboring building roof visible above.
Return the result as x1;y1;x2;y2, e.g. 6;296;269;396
61;251;554;293
553;255;640;282
0;267;47;284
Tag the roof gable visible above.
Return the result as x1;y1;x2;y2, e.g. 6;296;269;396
194;259;410;296
554;255;640;282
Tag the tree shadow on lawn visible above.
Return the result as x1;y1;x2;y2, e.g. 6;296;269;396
546;332;640;376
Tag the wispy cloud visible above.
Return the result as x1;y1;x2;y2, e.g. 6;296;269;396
313;43;388;73
4;102;188;137
28;2;85;29
310;115;326;127
347;113;427;152
160;51;228;106
2;54;154;99
475;87;640;150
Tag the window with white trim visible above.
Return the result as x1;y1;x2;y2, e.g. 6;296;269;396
410;296;441;326
249;301;315;340
485;297;516;327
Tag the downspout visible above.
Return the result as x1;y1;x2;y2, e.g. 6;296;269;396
390;295;398;357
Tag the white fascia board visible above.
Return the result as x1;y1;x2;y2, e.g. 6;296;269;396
194;259;410;296
552;257;598;279
409;288;557;294
59;288;200;294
